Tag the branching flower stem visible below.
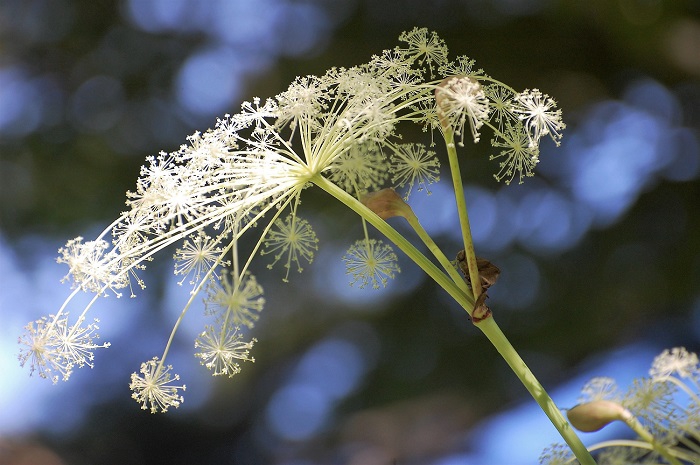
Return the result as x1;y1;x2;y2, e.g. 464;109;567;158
157;193;298;374
440;128;595;465
158;241;233;375
312;173;596;465
443;128;484;306
619;411;684;465
312;175;473;311
403;211;469;291
587;440;695;464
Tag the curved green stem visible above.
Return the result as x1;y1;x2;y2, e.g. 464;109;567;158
588;440;698;464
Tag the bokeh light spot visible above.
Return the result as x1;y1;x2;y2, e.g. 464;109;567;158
292;338;366;400
175;48;245;116
265;383;330;441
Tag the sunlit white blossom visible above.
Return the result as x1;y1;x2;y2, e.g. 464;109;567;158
20;28;565;414
195;324;256;377
649;346;699;380
435;75;490;145
173;231;224;288
130;357;186;413
57;237;129;295
514;88;565;148
18;314;109;384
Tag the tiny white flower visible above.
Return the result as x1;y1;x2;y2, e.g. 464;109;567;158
649;346;699;380
435;76;490;146
195;324;256;378
513;88;565;148
130;357;186;414
343;239;400;289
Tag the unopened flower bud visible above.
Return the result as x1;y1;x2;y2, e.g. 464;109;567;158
361;188;412;220
567;400;628;432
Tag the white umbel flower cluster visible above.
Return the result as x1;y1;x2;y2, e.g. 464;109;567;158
18;28;564;413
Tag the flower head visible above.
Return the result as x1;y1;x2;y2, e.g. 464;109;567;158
343;239;400;289
490;122;540;185
261;213;319;282
17;314;109;383
130;357;186;413
513;88;565;148
173;231;224;288
194;324;256;377
579;376;620;403
539;444;575;465
328;142;390;195
435;76;490;145
397;27;448;77
649;346;699;380
57;237;129;296
389;143;440;199
205;270;265;329
18;315;71;384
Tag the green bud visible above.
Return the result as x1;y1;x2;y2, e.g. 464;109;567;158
567;400;628;432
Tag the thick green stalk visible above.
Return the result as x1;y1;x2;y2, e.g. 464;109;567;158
313;174;596;465
477;318;596;465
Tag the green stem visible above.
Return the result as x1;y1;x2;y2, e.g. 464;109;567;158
403;210;472;295
621;411;683;465
313;174;596;465
440;129;595;464
588;440;698;464
311;175;474;311
477;318;596;465
443;129;483;303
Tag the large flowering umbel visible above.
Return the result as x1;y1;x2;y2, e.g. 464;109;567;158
18;28;565;412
